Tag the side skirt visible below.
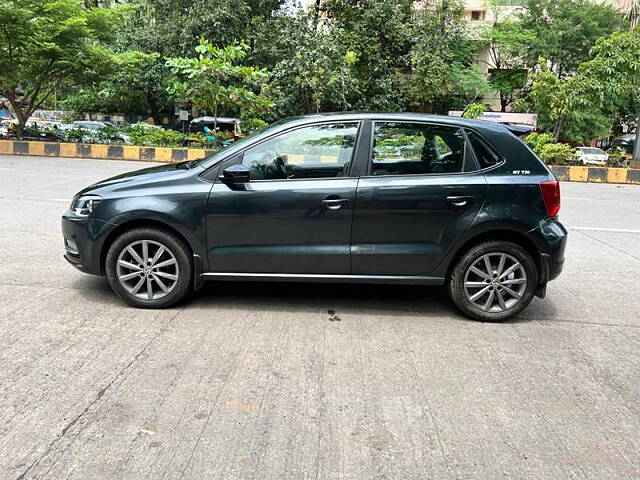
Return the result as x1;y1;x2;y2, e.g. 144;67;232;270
201;272;445;286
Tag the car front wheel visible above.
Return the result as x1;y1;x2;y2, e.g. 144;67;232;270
105;227;192;308
448;241;538;322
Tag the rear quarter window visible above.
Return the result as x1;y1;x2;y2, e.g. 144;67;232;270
467;131;501;169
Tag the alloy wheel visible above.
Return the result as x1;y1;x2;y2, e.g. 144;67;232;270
463;252;527;313
116;240;179;300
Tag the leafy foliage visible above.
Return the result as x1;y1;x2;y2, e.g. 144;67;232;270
166;39;271;125
520;0;625;77
0;0;128;137
525;132;575;165
536;142;576;165
3;0;637;149
405;0;489;112
122;123;188;146
527;29;640;143
322;0;414;111
607;147;627;167
462;103;487;119
264;13;358;117
480;19;534;111
524;132;556;153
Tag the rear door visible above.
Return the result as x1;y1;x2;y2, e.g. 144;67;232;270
351;121;487;276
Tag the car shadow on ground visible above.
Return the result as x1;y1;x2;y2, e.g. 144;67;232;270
72;275;542;324
192;281;454;319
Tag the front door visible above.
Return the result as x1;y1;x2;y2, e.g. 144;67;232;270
206;122;361;274
351;121;487;276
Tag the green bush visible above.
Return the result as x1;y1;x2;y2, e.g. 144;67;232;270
64;128;90;142
524;132;555;154
23;124;43;138
524;133;575;165
122;123;188;147
607;147;627;168
537;142;575;165
95;126;122;144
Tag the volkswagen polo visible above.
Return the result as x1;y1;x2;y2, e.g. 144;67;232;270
62;113;566;321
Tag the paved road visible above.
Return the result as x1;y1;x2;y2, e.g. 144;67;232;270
1;155;639;480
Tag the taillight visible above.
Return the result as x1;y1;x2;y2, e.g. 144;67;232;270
540;180;560;217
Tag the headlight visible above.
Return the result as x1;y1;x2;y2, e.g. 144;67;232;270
70;195;102;217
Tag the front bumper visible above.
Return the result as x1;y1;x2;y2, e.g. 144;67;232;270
61;214;115;275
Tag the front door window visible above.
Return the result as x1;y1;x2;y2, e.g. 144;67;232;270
242;123;359;180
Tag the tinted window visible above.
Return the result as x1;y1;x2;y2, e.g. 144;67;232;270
371;122;465;176
242;123;358;180
467;131;501;169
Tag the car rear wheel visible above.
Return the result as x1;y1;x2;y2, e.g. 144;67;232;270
105;227;192;308
448;241;537;322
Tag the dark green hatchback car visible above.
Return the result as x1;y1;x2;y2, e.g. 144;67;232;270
62;113;566;321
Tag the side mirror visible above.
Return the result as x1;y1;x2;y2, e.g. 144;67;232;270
220;164;250;184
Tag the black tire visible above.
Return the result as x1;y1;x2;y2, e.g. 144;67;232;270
105;227;193;308
448;241;538;322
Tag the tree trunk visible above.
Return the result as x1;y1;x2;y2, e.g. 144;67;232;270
7;97;27;140
500;93;508;112
144;89;161;125
15;121;25;139
553;115;565;141
313;0;322;27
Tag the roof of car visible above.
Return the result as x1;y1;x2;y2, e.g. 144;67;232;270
613;133;636;142
280;112;512;134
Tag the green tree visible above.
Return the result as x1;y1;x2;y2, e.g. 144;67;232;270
520;0;625;77
405;0;489;113
528;29;640;143
480;20;534;111
322;0;414;111
60;51;169;124
166;39;271;128
0;0;126;137
101;0;287;122
263;12;359;117
124;0;287;58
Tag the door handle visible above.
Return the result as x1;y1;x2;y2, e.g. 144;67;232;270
446;195;472;207
322;198;349;210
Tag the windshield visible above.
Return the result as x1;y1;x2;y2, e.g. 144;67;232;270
579;147;605;154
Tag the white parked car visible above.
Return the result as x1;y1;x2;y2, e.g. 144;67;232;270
72;121;131;144
575;146;608;166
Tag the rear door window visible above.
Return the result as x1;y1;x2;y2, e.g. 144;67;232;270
371;122;466;176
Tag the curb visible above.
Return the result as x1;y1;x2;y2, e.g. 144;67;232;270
0;139;215;163
548;165;640;184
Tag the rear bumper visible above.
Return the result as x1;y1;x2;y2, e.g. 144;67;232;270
529;217;567;297
545;252;565;281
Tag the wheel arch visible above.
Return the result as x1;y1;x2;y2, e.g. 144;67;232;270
100;219;194;275
444;228;542;283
